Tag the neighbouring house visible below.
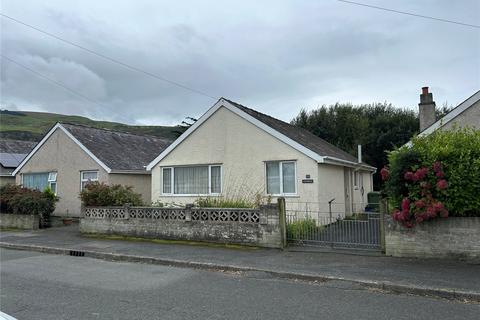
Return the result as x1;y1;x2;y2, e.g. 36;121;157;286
147;98;376;216
0;139;36;186
418;87;480;136
13;122;172;219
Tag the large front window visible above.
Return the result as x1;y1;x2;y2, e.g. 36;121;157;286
22;172;57;194
266;161;296;195
22;172;48;191
162;165;222;195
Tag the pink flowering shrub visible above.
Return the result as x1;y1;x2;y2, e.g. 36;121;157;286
383;128;480;226
383;161;449;227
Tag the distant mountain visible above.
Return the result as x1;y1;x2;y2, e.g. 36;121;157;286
0;110;181;142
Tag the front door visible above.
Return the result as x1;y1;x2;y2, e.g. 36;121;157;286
343;168;352;216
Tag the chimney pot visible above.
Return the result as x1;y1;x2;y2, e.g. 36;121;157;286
418;86;436;132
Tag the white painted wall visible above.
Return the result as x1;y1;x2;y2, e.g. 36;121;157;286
151;106;321;208
151;106;374;218
442;99;480;131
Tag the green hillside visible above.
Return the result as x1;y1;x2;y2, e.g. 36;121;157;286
0;110;181;142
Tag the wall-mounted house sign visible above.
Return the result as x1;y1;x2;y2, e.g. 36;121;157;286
302;174;314;183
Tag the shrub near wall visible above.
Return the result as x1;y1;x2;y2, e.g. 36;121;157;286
0;184;57;228
79;182;143;206
383;128;480;227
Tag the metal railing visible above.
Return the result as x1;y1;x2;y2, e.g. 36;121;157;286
286;202;382;250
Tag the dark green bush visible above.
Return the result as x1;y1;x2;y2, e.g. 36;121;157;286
0;184;58;227
79;182;143;206
384;127;480;219
0;184;24;213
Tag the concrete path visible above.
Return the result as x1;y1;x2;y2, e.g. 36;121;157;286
1;225;479;301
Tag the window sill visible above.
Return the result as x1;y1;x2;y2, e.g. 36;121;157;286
267;194;300;198
160;194;223;197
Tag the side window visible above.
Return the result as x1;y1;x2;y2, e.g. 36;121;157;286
48;172;57;194
81;171;98;190
162;168;172;194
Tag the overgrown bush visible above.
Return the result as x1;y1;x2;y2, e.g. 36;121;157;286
0;184;24;213
79;182;143;206
383;128;480;227
0;184;58;227
286;218;320;239
195;193;271;209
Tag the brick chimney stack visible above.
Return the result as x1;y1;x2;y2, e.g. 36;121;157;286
419;86;436;132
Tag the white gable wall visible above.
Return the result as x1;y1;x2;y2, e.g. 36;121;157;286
151;106;369;217
152;106;321;207
441;99;480;131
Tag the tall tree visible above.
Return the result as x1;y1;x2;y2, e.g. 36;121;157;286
291;102;419;189
172;116;198;137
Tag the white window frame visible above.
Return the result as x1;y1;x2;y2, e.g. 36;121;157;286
80;170;99;191
353;170;359;189
161;165;222;196
48;172;57;195
265;160;297;196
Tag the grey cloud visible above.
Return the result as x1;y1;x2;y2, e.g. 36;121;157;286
1;0;479;126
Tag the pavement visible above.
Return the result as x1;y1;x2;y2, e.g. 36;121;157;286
1;225;479;302
2;248;479;320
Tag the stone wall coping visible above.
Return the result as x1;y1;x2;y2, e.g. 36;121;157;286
84;205;262;211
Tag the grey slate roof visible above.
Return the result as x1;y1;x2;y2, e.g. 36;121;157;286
224;98;363;164
0;139;36;154
0;153;28;168
61;123;173;172
0;139;36;168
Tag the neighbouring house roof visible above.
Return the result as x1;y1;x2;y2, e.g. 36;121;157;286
0;139;36;171
147;98;376;171
0;139;36;154
419;90;480;137
0;152;28;168
13;123;174;175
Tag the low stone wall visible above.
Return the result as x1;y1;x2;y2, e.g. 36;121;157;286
0;213;40;230
80;204;283;248
385;216;480;262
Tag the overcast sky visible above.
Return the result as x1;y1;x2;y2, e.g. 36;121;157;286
1;0;479;126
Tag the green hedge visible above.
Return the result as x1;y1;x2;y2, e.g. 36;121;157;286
383;127;480;226
79;182;143;206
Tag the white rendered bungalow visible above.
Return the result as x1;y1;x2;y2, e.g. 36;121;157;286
147;98;376;216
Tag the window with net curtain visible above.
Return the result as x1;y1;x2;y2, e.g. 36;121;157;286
266;161;296;195
22;172;58;194
163;165;221;195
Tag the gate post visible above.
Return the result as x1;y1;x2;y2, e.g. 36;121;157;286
277;197;287;248
124;203;130;220
379;198;387;253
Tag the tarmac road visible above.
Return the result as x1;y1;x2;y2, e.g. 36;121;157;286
0;248;478;320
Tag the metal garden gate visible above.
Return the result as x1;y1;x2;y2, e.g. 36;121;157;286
286;202;384;251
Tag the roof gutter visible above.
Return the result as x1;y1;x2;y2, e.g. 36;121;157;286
0;173;14;177
321;156;376;172
109;169;151;175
